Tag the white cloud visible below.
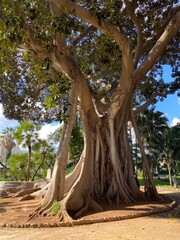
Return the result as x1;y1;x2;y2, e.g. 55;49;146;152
178;97;180;105
0;103;62;141
0;104;19;131
38;123;61;140
171;117;180;126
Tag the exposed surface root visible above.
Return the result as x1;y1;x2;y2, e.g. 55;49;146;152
28;205;42;220
57;192;104;222
13;187;41;198
59;208;73;222
74;194;103;219
0;191;175;229
19;194;35;201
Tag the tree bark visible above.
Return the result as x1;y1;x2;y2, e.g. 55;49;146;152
31;78;79;218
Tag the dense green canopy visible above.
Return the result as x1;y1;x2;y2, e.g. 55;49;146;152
0;0;179;122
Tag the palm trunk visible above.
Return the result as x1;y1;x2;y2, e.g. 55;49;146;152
31;152;46;181
27;144;31;181
131;111;158;200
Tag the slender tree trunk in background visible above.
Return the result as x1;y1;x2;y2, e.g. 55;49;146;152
27;144;31;181
151;161;154;175
31;152;46;181
131;111;158;200
167;160;172;186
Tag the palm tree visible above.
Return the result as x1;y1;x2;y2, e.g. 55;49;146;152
161;123;180;185
14;121;41;181
136;107;168;175
0;127;16;159
0;127;16;177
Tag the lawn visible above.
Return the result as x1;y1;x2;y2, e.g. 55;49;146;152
138;178;171;187
138;175;180;188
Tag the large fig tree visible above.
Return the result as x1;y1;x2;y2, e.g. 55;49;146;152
0;0;179;221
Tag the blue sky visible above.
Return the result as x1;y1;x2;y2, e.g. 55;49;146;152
155;65;180;125
0;65;179;134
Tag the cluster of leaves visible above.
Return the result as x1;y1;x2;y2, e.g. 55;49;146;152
7;151;55;181
0;50;71;123
7;153;28;181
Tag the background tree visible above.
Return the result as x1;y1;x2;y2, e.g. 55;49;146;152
0;127;16;177
170;124;180;179
161;123;180;185
0;127;16;160
13;121;41;181
7;153;29;181
136;108;168;174
31;139;55;181
0;0;179;221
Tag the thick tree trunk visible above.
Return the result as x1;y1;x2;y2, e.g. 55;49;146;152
28;27;160;220
56;102;147;221
29;65;158;221
31;97;150;221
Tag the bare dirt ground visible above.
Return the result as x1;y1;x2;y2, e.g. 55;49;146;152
0;188;180;240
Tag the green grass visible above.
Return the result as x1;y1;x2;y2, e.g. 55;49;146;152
51;202;61;216
167;211;180;218
138;177;172;188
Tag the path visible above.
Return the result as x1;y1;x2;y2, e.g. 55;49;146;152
0;188;179;240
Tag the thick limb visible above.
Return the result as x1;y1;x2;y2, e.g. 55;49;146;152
29;80;79;218
57;112;103;221
64;151;84;194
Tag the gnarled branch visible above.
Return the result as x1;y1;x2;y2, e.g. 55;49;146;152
133;11;180;86
124;0;143;67
50;0;128;52
143;5;180;51
134;92;167;116
72;25;96;46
